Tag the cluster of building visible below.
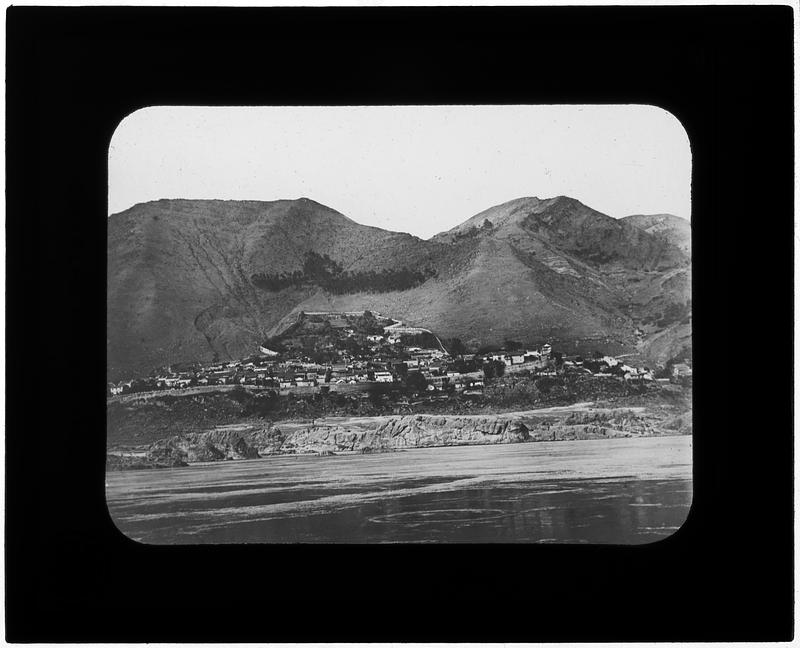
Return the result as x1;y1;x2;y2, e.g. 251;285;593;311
482;343;553;367
562;355;692;382
107;310;690;397
584;355;657;381
109;342;483;396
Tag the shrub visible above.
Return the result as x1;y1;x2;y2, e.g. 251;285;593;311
405;372;429;393
251;252;437;295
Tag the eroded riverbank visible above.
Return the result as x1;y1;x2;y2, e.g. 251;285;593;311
108;398;691;470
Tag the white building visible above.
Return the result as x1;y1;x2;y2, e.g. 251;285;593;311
672;363;693;377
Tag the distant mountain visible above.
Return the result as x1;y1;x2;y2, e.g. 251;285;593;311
434;197;687;270
107;196;691;380
107;198;439;379
621;213;691;255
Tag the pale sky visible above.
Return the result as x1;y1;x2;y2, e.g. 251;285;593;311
109;105;691;240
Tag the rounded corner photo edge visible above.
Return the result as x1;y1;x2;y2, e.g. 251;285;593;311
107;104;166;156
104;467;160;548
636;102;693;153
629;481;696;548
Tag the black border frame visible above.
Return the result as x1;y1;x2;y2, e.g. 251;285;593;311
6;5;794;642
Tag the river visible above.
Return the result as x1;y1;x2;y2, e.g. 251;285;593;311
106;436;692;544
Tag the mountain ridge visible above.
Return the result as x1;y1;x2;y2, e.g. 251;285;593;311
107;195;691;380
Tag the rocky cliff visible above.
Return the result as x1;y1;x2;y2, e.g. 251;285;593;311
280;414;531;454
107;404;691;470
522;408;689;441
147;428;262;463
116;414;531;468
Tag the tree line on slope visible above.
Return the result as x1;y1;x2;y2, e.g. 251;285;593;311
251;251;437;294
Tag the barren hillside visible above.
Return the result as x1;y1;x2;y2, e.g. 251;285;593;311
108;196;691;379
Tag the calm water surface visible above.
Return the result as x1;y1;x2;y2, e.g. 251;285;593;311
106;436;692;544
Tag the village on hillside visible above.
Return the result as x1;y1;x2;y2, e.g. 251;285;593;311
108;310;692;399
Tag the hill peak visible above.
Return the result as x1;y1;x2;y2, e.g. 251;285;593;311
109;196;356;224
430;194;590;241
622;213;691;254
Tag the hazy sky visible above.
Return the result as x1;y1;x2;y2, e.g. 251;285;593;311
109;105;691;239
